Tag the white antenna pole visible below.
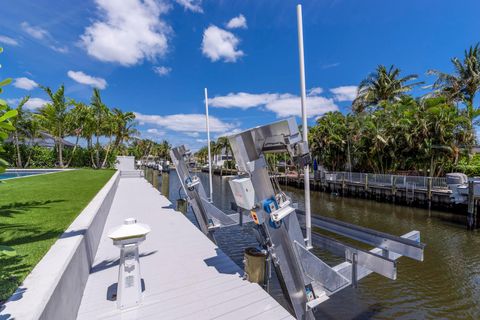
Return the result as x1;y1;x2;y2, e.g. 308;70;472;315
297;4;312;249
204;88;214;203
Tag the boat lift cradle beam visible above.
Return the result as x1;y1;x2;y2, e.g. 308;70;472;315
304;213;424;261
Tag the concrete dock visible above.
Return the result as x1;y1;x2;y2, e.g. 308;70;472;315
76;176;293;320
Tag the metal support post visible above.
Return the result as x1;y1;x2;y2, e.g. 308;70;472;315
296;4;312;250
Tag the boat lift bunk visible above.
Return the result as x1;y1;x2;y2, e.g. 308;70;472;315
170;118;425;320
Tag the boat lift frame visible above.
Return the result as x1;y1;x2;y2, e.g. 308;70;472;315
170;118;425;320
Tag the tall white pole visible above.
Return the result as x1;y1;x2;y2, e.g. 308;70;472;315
204;88;214;203
297;4;312;249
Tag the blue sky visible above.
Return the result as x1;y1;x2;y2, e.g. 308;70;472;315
1;0;479;150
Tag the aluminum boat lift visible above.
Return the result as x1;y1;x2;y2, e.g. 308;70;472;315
170;118;425;320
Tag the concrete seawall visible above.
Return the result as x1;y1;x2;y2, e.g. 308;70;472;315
1;171;120;320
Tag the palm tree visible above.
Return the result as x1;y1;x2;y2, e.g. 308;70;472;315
158;140;171;160
213;136;232;168
352;65;423;113
0;48;16;173
24;117;42;168
99;108;115;168
66;100;89;167
0;101;17;173
428;44;480;143
8;96;30;167
90;88;109;168
195;146;208;165
37;85;70;167
112;108;137;152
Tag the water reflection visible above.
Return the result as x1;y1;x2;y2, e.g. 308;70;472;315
168;171;480;319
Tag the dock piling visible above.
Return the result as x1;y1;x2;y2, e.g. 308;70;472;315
161;170;170;198
467;180;477;230
152;169;159;189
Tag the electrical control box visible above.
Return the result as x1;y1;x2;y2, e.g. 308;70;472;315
229;177;255;210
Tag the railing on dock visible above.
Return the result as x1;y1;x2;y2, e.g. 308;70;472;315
325;171;448;190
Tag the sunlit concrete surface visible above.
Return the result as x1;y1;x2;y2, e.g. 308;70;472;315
76;177;293;320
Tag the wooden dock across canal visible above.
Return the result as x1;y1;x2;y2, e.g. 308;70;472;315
76;175;293;320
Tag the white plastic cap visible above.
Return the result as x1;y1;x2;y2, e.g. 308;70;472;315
108;218;151;241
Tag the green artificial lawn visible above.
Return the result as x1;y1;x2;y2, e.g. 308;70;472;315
0;169;115;302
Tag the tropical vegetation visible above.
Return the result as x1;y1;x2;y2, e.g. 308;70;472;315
0;47;18;174
195;138;235;169
126;138;171;161
1;84;171;169
310;44;480;176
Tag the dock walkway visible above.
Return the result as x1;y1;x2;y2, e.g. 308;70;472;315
76;176;293;320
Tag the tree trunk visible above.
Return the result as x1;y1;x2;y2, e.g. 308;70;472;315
87;136;92;149
101;134;113;168
90;151;97;168
66;134;81;168
14;131;22;168
58;138;64;168
95;134;100;168
429;153;435;178
86;136;96;168
25;136;36;168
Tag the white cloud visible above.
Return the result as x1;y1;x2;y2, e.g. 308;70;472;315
67;70;107;89
209;92;277;109
147;128;166;135
330;85;357;102
13;77;38;90
0;35;19;46
21;22;49;40
50;45;69;53
185;132;200;137
265;94;338;118
134;112;235;133
8;97;49;110
215;128;242;139
153;66;171;76
175;0;203;13
226;14;247;29
25;98;49;110
201;25;244;63
308;87;323;96
321;62;340;69
20;22;68;53
209;89;339;118
81;0;171;66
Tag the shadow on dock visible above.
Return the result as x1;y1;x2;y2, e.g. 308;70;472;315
90;250;157;274
203;248;244;277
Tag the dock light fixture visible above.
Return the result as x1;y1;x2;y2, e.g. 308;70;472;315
108;218;151;310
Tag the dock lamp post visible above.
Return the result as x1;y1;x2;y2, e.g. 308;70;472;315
108;218;151;310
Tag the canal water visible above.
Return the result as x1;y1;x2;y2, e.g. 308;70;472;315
167;171;480;319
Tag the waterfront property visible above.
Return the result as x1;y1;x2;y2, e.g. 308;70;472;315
1;169;291;319
2;166;479;319
0;169;115;301
172;171;480;319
